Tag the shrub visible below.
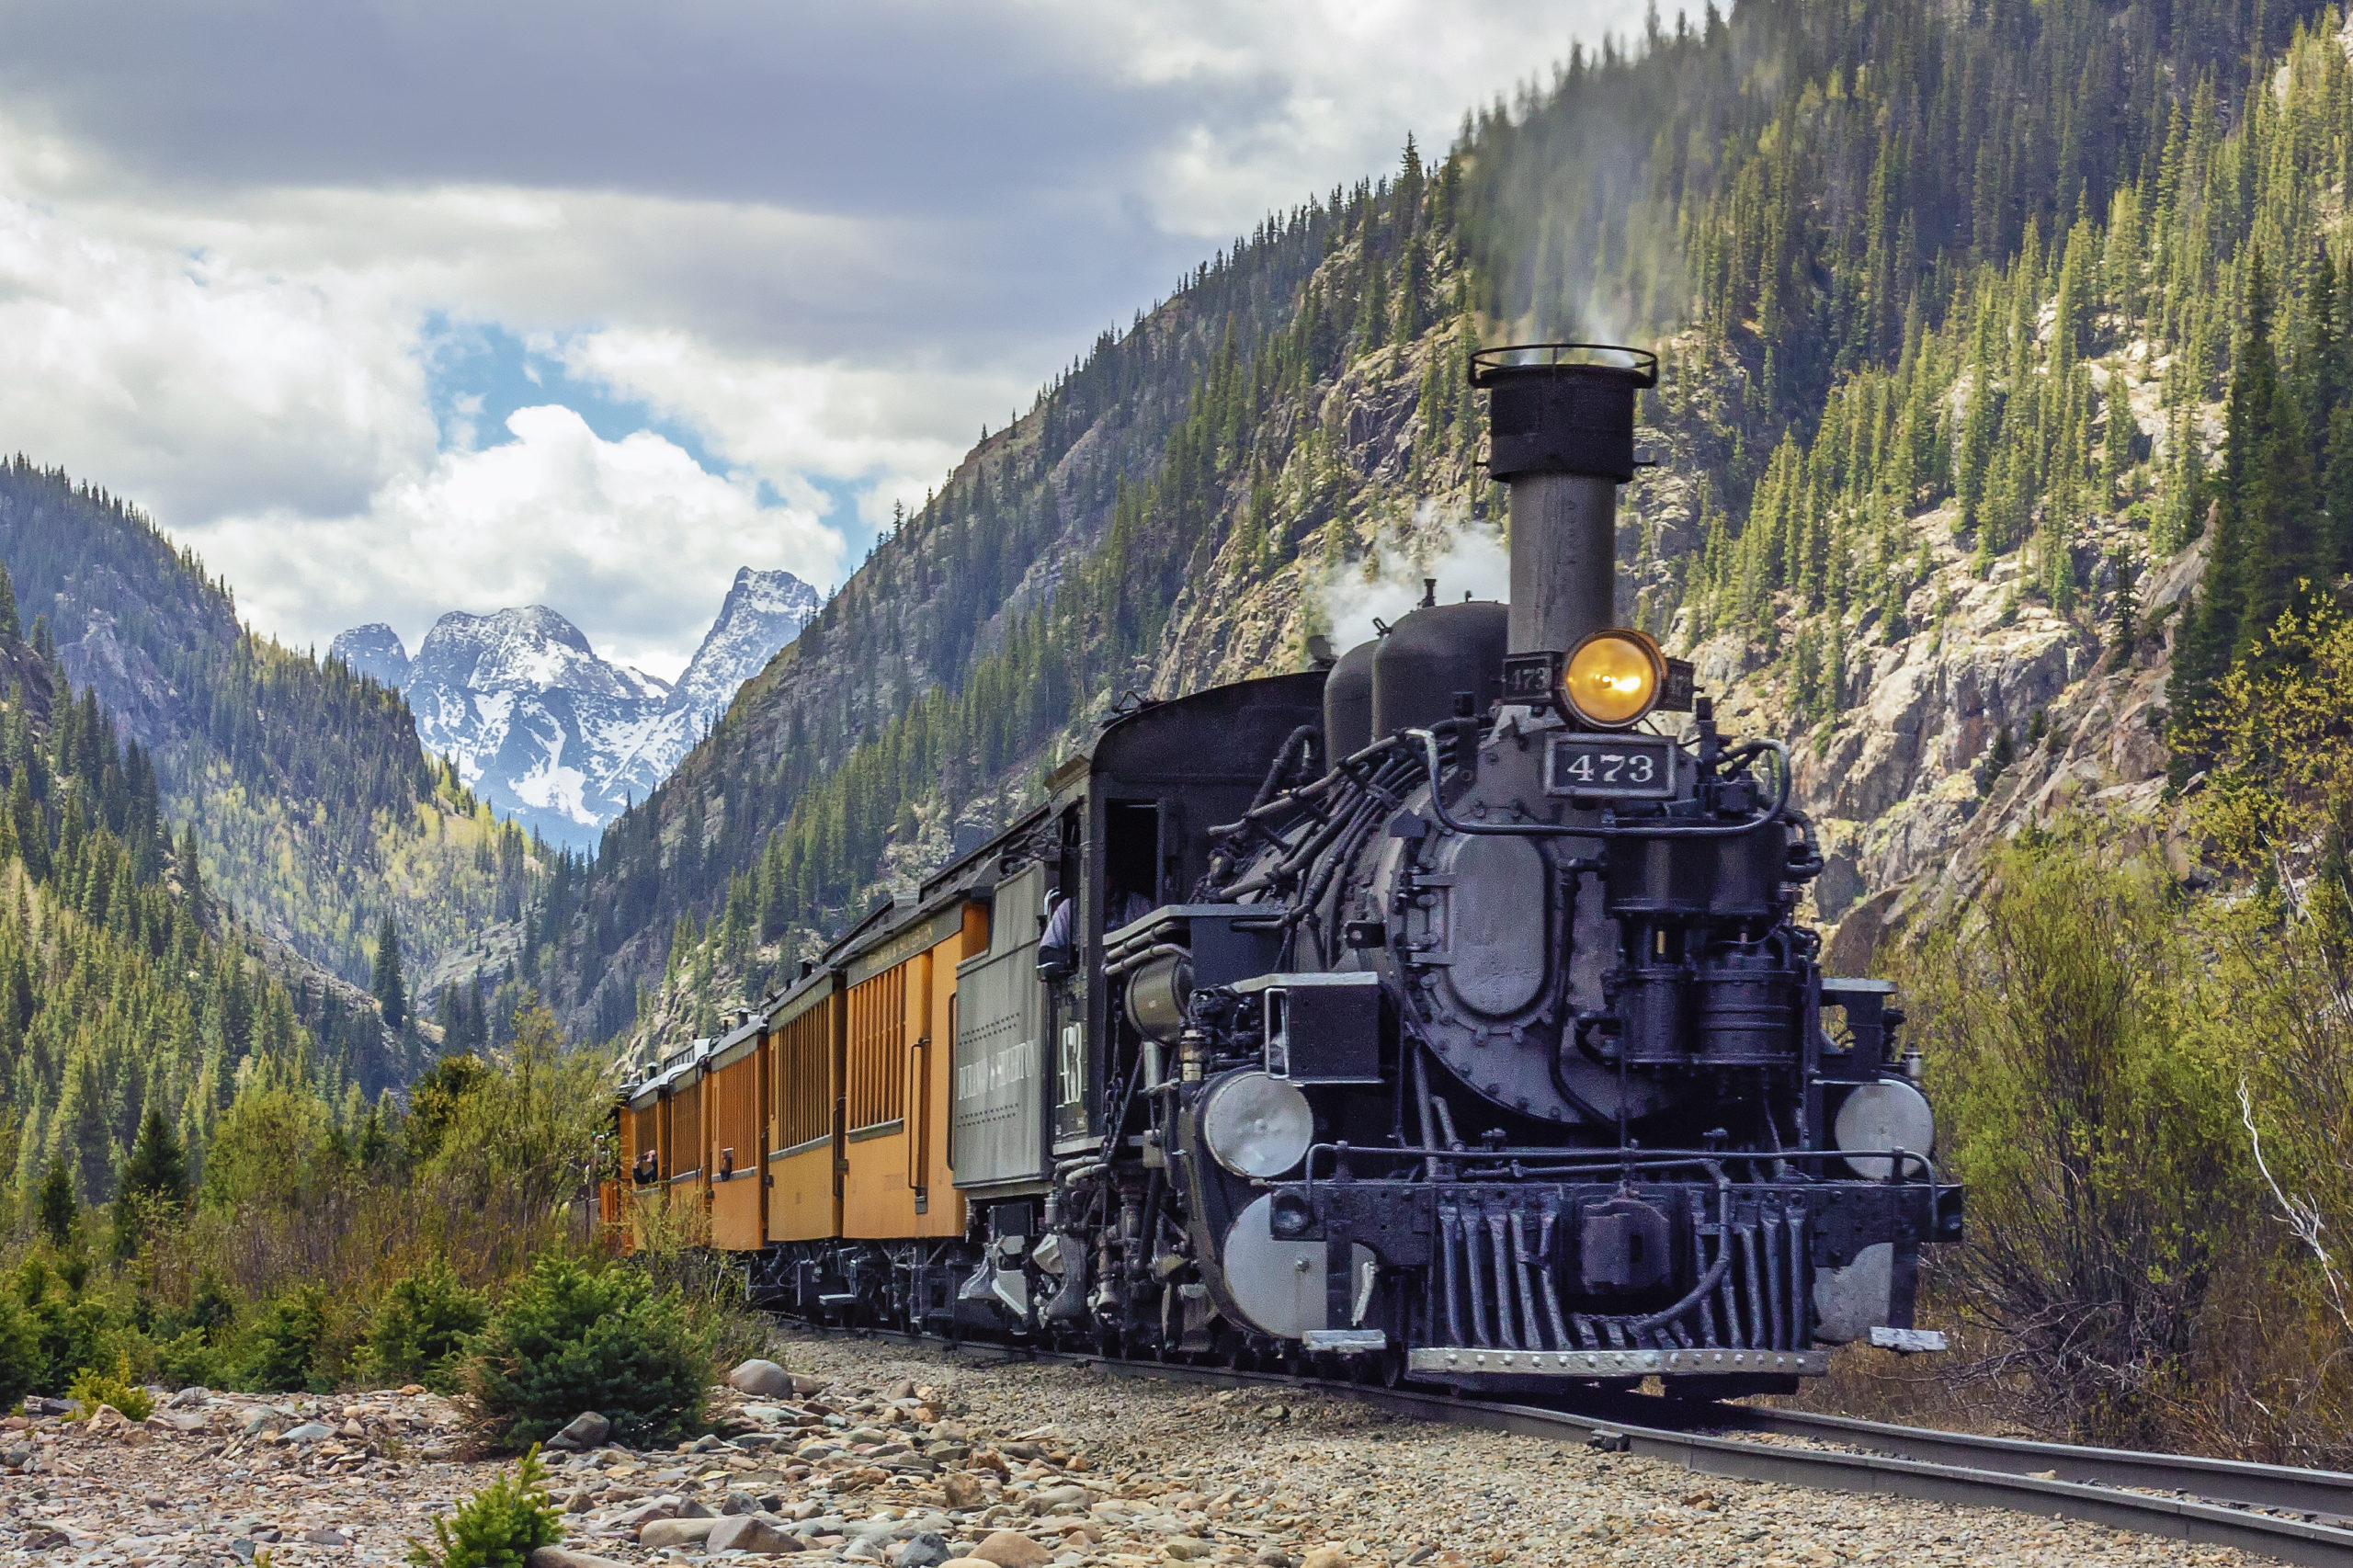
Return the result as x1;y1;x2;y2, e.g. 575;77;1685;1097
1898;831;2247;1444
13;1256;118;1396
153;1328;226;1392
404;1446;563;1568
67;1354;154;1422
365;1262;487;1392
465;1253;710;1449
0;1290;37;1413
238;1285;331;1392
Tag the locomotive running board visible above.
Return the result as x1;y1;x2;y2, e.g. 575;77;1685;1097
1410;1346;1830;1378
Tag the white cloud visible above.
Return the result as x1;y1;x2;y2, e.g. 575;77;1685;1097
553;329;1029;532
191;405;842;680
0;0;1659;670
0;185;430;525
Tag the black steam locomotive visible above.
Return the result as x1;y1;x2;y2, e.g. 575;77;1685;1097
642;345;1959;1398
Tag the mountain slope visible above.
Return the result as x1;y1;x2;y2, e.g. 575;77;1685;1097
0;585;404;1209
331;568;816;848
533;0;2334;1051
0;461;545;992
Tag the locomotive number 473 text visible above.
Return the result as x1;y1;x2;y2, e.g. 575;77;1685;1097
1543;733;1678;801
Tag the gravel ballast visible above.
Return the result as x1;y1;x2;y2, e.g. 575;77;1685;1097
0;1331;2282;1568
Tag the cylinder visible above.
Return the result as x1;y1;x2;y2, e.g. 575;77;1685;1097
1323;637;1378;769
1506;472;1619;658
1125;950;1193;1043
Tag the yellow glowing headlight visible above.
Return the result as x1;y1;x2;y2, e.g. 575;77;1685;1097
1560;629;1665;729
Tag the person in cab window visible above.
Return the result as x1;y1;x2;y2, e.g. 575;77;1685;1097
1038;890;1074;980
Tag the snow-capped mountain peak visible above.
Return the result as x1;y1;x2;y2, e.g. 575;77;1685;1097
329;622;410;688
334;570;815;847
670;567;819;728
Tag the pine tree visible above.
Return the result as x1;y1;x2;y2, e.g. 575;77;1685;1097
176;824;206;926
37;1160;74;1244
2109;551;2139;665
372;914;407;1030
111;1106;187;1256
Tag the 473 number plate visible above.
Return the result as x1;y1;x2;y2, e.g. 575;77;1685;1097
1543;733;1677;800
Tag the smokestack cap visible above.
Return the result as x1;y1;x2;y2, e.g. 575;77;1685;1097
1472;343;1658;483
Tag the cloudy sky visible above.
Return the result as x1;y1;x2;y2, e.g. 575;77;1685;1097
0;0;1649;678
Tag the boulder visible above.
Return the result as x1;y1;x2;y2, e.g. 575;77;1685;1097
968;1531;1051;1568
638;1517;720;1550
278;1423;335;1445
727;1359;795;1398
790;1373;826;1396
302;1528;350;1547
85;1407;153;1447
703;1514;801;1554
942;1472;987;1508
1300;1551;1350;1568
1164;1540;1211;1561
897;1532;953;1568
555;1412;612;1448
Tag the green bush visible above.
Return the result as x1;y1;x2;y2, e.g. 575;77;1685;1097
0;1290;37;1413
465;1253;710;1449
365;1262;487;1392
238;1285;331;1392
68;1354;154;1421
404;1446;563;1568
1900;831;2247;1444
153;1328;227;1391
13;1256;118;1396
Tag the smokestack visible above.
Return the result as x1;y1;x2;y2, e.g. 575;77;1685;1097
1472;345;1658;657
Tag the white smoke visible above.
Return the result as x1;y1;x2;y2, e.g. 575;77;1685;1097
1314;507;1510;654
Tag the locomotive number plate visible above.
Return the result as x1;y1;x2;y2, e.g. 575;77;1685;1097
1543;733;1677;800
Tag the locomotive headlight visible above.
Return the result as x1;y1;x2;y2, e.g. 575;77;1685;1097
1560;629;1665;729
1200;1070;1314;1179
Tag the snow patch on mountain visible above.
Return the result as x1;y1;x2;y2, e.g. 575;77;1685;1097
330;569;815;847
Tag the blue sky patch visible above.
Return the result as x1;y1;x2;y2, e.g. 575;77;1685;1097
420;313;725;472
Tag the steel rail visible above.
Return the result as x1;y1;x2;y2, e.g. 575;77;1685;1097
1702;1401;2353;1520
781;1323;2353;1565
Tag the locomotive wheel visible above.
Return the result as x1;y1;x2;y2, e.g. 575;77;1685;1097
1379;1346;1408;1388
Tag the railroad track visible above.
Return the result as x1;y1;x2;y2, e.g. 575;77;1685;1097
784;1324;2353;1566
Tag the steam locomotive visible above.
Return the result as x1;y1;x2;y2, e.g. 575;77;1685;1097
608;345;1961;1397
